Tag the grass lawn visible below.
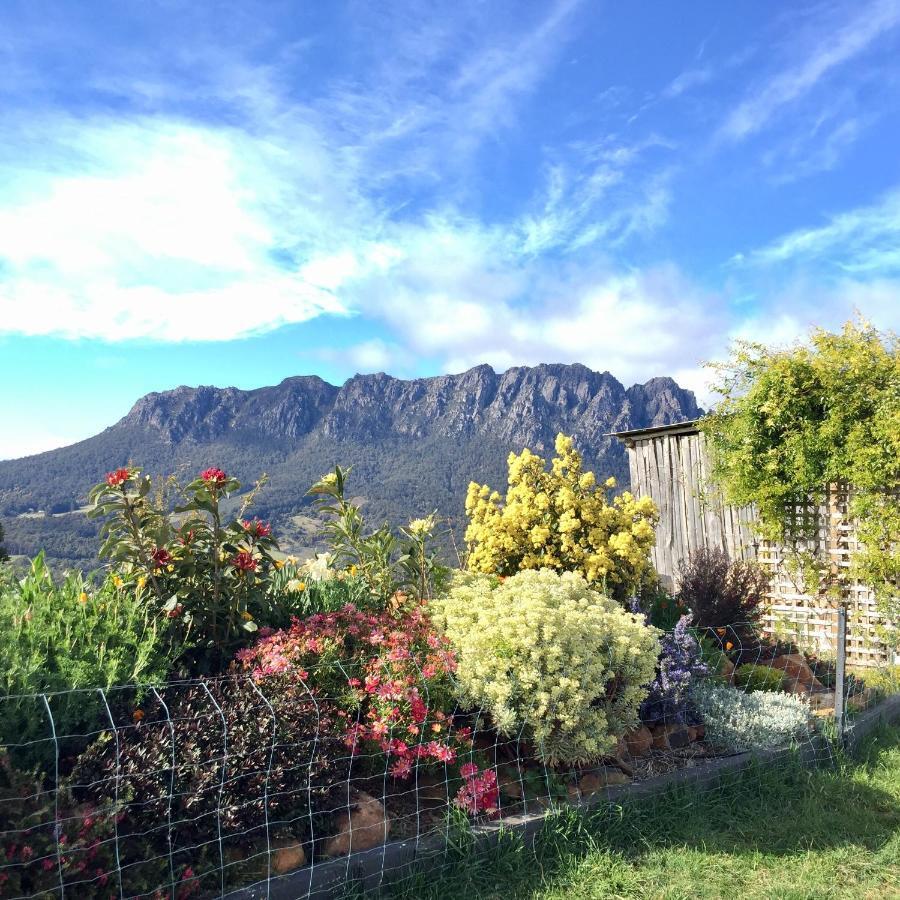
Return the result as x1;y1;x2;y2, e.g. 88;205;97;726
355;725;900;900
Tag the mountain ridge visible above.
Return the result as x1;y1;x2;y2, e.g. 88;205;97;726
0;364;701;570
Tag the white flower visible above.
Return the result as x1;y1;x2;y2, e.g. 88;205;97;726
301;552;334;582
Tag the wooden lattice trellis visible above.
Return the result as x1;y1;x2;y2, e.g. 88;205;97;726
616;422;892;667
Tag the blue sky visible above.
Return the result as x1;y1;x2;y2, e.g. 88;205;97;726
1;0;899;460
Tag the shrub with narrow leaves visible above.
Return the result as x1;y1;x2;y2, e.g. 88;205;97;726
690;681;810;752
434;569;660;765
734;663;787;693
0;553;174;772
639;614;708;726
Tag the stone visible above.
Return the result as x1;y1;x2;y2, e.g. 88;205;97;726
575;766;631;797
599;766;632;786
848;688;874;711
807;691;835;712
496;764;526;800
416;774;447;803
623;725;653;757
770;654;826;694
323;792;391;857
651;724;691;751
270;839;306;874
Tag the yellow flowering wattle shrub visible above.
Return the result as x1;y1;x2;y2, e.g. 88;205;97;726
465;433;659;598
433;568;660;765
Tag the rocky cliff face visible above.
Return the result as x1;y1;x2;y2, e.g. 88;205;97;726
125;376;339;443
122;364;700;450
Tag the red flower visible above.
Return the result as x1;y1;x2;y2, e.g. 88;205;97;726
166;603;184;619
151;547;172;567
105;468;130;487
231;551;258;572
200;467;228;485
241;518;272;537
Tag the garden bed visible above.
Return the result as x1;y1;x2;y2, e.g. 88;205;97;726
225;691;900;900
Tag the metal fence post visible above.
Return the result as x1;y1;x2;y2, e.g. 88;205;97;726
834;603;848;746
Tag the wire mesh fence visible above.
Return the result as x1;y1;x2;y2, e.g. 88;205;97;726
1;611;897;900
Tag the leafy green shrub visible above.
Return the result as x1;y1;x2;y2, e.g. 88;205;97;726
71;675;350;870
0;553;174;771
846;664;899;701
633;578;689;630
433;569;660;765
702;320;899;639
691;681;810;752
677;547;769;639
733;664;786;693
88;466;284;671
307;466;448;603
267;557;386;617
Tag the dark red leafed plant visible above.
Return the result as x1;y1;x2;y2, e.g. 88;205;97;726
677;547;770;640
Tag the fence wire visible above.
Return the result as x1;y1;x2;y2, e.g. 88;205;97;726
1;613;896;900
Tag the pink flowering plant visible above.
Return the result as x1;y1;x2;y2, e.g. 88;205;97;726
88;466;282;671
236;603;499;816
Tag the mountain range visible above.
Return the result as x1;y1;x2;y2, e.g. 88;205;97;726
0;364;701;571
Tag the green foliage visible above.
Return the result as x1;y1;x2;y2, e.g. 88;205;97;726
0;518;7;562
0;553;175;771
266;560;381;616
855;664;900;701
733;663;786;693
307;465;449;602
677;547;769;639
88;466;285;672
434;569;660;766
635;578;688;630
702;319;899;645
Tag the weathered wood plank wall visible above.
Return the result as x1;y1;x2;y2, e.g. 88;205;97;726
621;427;888;667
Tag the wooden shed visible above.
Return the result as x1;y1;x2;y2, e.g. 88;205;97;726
615;420;890;667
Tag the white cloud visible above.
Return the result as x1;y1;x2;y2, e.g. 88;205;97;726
0;118;354;340
738;187;900;273
662;67;713;99
719;0;900;141
0;427;81;461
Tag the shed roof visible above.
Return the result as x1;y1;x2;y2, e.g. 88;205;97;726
611;419;700;443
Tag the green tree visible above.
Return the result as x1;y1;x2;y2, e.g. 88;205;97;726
701;319;899;647
0;518;8;563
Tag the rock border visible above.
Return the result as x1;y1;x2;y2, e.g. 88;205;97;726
226;693;900;900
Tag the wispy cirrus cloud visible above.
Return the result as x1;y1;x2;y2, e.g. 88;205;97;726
734;187;900;274
719;0;900;142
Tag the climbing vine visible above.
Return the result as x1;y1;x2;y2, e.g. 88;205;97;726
700;319;899;647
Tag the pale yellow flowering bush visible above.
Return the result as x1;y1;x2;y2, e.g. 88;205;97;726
465;433;659;598
433;568;660;765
